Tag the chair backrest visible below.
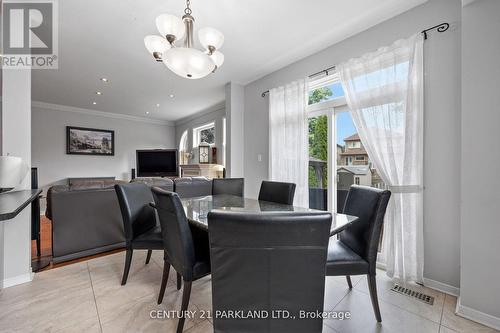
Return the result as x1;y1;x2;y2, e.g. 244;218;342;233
208;210;332;333
151;187;196;279
258;180;296;205
339;185;391;273
115;183;157;243
212;178;244;197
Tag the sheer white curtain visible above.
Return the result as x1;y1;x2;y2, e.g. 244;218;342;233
269;79;309;207
339;34;424;283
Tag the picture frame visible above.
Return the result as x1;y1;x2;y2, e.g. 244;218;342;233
66;126;115;156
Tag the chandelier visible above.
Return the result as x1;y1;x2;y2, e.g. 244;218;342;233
144;0;224;79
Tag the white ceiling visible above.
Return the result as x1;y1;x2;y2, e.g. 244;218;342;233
27;0;427;122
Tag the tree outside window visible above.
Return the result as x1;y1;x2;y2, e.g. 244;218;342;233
308;86;333;189
200;127;215;144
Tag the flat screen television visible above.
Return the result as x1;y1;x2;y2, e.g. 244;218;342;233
136;149;179;177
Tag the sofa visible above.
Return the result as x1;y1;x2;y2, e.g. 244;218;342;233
46;176;215;263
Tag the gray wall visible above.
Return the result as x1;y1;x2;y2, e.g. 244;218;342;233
243;0;461;289
461;0;500;320
225;83;245;178
174;103;225;165
32;105;175;208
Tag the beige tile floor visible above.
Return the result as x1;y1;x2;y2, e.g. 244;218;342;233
0;250;497;333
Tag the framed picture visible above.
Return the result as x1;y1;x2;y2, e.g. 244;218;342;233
66;126;114;156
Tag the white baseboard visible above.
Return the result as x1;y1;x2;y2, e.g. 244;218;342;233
456;297;500;331
423;277;460;296
1;272;33;289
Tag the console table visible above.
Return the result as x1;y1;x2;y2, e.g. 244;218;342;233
0;189;49;272
0;189;42;222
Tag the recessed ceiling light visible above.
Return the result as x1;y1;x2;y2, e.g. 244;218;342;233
100;78;108;82
96;91;102;95
156;103;160;107
169;94;174;98
145;111;150;115
92;101;97;105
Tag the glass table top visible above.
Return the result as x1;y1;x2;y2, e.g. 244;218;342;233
180;194;358;234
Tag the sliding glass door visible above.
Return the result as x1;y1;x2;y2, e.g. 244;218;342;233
307;75;387;252
307;79;386;194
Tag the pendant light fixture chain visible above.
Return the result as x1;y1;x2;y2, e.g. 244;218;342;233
184;0;192;15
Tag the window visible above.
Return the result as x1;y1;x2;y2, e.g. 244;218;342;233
179;130;189;165
346;141;361;149
308;115;329;211
193;122;215;147
222;117;226;167
308;74;345;106
306;74;388;259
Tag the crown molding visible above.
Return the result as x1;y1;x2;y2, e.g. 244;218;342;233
462;0;480;7
31;101;174;126
174;101;226;127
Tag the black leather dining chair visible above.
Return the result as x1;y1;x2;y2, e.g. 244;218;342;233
326;185;391;322
212;178;244;196
115;183;164;285
151;187;211;333
258;180;296;205
208;210;332;333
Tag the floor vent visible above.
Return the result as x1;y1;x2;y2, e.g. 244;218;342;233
390;284;434;305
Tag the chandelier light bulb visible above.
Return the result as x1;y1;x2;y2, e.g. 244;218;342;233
156;14;185;42
198;27;224;51
144;35;171;61
210;51;224;68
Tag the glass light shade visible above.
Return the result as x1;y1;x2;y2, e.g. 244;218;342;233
209;51;224;67
144;35;170;57
0;156;29;192
164;48;216;79
156;14;185;40
198;27;224;50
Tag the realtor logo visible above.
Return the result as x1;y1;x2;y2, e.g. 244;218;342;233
1;0;58;69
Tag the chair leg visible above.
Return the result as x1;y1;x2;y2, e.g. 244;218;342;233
346;275;353;289
121;248;133;286
36;235;41;257
177;272;182;290
145;249;152;264
367;274;382;322
157;261;171;304
176;281;192;333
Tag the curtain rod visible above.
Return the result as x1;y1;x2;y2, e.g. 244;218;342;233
261;22;450;97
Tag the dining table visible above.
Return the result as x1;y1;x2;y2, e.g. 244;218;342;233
179;194;359;236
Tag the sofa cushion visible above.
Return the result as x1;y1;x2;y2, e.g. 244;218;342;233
46;180;128;219
69;179;127;190
174;177;212;198
68;177;115;187
131;177;174;191
70;180;107;190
